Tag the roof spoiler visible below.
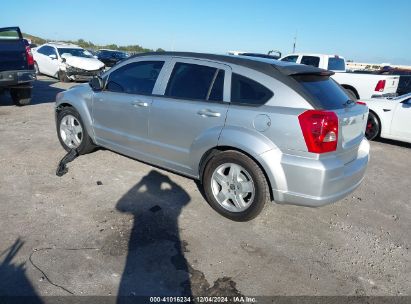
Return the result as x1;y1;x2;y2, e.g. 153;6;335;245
275;64;335;76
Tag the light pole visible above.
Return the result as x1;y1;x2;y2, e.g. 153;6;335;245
293;30;297;53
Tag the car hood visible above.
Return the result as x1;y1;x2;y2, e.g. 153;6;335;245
64;56;105;71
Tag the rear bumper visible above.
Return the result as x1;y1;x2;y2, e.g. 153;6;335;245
259;139;370;207
0;70;36;88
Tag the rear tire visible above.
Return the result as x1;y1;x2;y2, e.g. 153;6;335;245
345;88;358;101
10;88;31;106
202;150;270;221
365;112;380;141
58;70;71;83
57;107;95;154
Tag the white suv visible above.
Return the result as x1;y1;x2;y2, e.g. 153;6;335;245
32;42;105;82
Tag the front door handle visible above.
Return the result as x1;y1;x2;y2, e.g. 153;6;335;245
131;101;149;107
197;109;221;117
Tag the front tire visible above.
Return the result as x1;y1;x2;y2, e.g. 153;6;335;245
10;88;31;106
202;150;270;221
365;112;380;141
58;70;71;83
57;107;95;154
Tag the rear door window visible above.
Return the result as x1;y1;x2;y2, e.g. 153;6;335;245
37;46;54;56
165;62;224;101
106;61;164;95
281;55;298;63
231;73;273;105
327;57;345;71
301;56;320;68
294;75;350;110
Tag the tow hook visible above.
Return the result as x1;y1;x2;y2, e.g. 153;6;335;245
56;148;79;177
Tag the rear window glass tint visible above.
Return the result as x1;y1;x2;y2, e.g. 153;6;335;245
328;57;345;71
231;73;273;105
37;46;56;56
281;56;298;63
301;56;320;67
0;29;20;39
208;70;224;101
166;63;217;100
294;75;350;110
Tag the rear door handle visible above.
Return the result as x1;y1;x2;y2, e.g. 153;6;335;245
197;109;221;117
131;101;149;107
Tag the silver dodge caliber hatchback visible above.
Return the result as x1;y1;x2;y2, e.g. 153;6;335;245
55;52;370;221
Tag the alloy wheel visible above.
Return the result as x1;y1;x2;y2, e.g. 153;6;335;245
211;163;255;212
59;114;83;148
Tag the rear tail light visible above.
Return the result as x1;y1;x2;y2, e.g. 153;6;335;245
356;101;367;105
25;46;34;66
298;110;339;153
375;80;386;92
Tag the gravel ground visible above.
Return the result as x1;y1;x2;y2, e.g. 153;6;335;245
0;76;410;298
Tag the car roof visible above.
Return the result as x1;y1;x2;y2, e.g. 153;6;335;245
45;42;82;48
390;93;411;101
129;51;332;77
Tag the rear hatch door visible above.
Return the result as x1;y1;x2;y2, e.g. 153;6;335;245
0;27;28;72
294;73;368;162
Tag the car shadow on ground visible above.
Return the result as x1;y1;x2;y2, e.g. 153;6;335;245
0;78;64;106
375;137;411;149
115;170;193;300
0;238;43;303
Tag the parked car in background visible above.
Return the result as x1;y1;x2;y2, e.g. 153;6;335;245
96;49;129;67
280;54;400;100
0;27;36;106
361;93;411;143
228;51;281;60
32;42;105;82
55;52;369;221
379;67;411;96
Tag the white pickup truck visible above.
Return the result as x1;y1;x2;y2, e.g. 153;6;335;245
280;54;399;99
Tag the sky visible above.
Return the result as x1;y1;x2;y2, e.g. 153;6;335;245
1;0;410;64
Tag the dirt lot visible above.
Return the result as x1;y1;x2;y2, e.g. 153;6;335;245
0;76;410;298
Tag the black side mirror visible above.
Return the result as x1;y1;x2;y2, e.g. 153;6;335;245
89;76;103;91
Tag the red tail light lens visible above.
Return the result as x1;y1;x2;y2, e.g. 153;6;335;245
298;110;339;153
25;46;34;66
375;80;386;92
356;101;367;105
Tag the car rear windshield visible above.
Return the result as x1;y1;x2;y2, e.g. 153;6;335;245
327;57;345;71
0;29;20;40
293;75;350;110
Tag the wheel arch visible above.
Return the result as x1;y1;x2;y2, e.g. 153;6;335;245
368;109;382;137
198;146;275;202
341;84;360;99
55;101;95;140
